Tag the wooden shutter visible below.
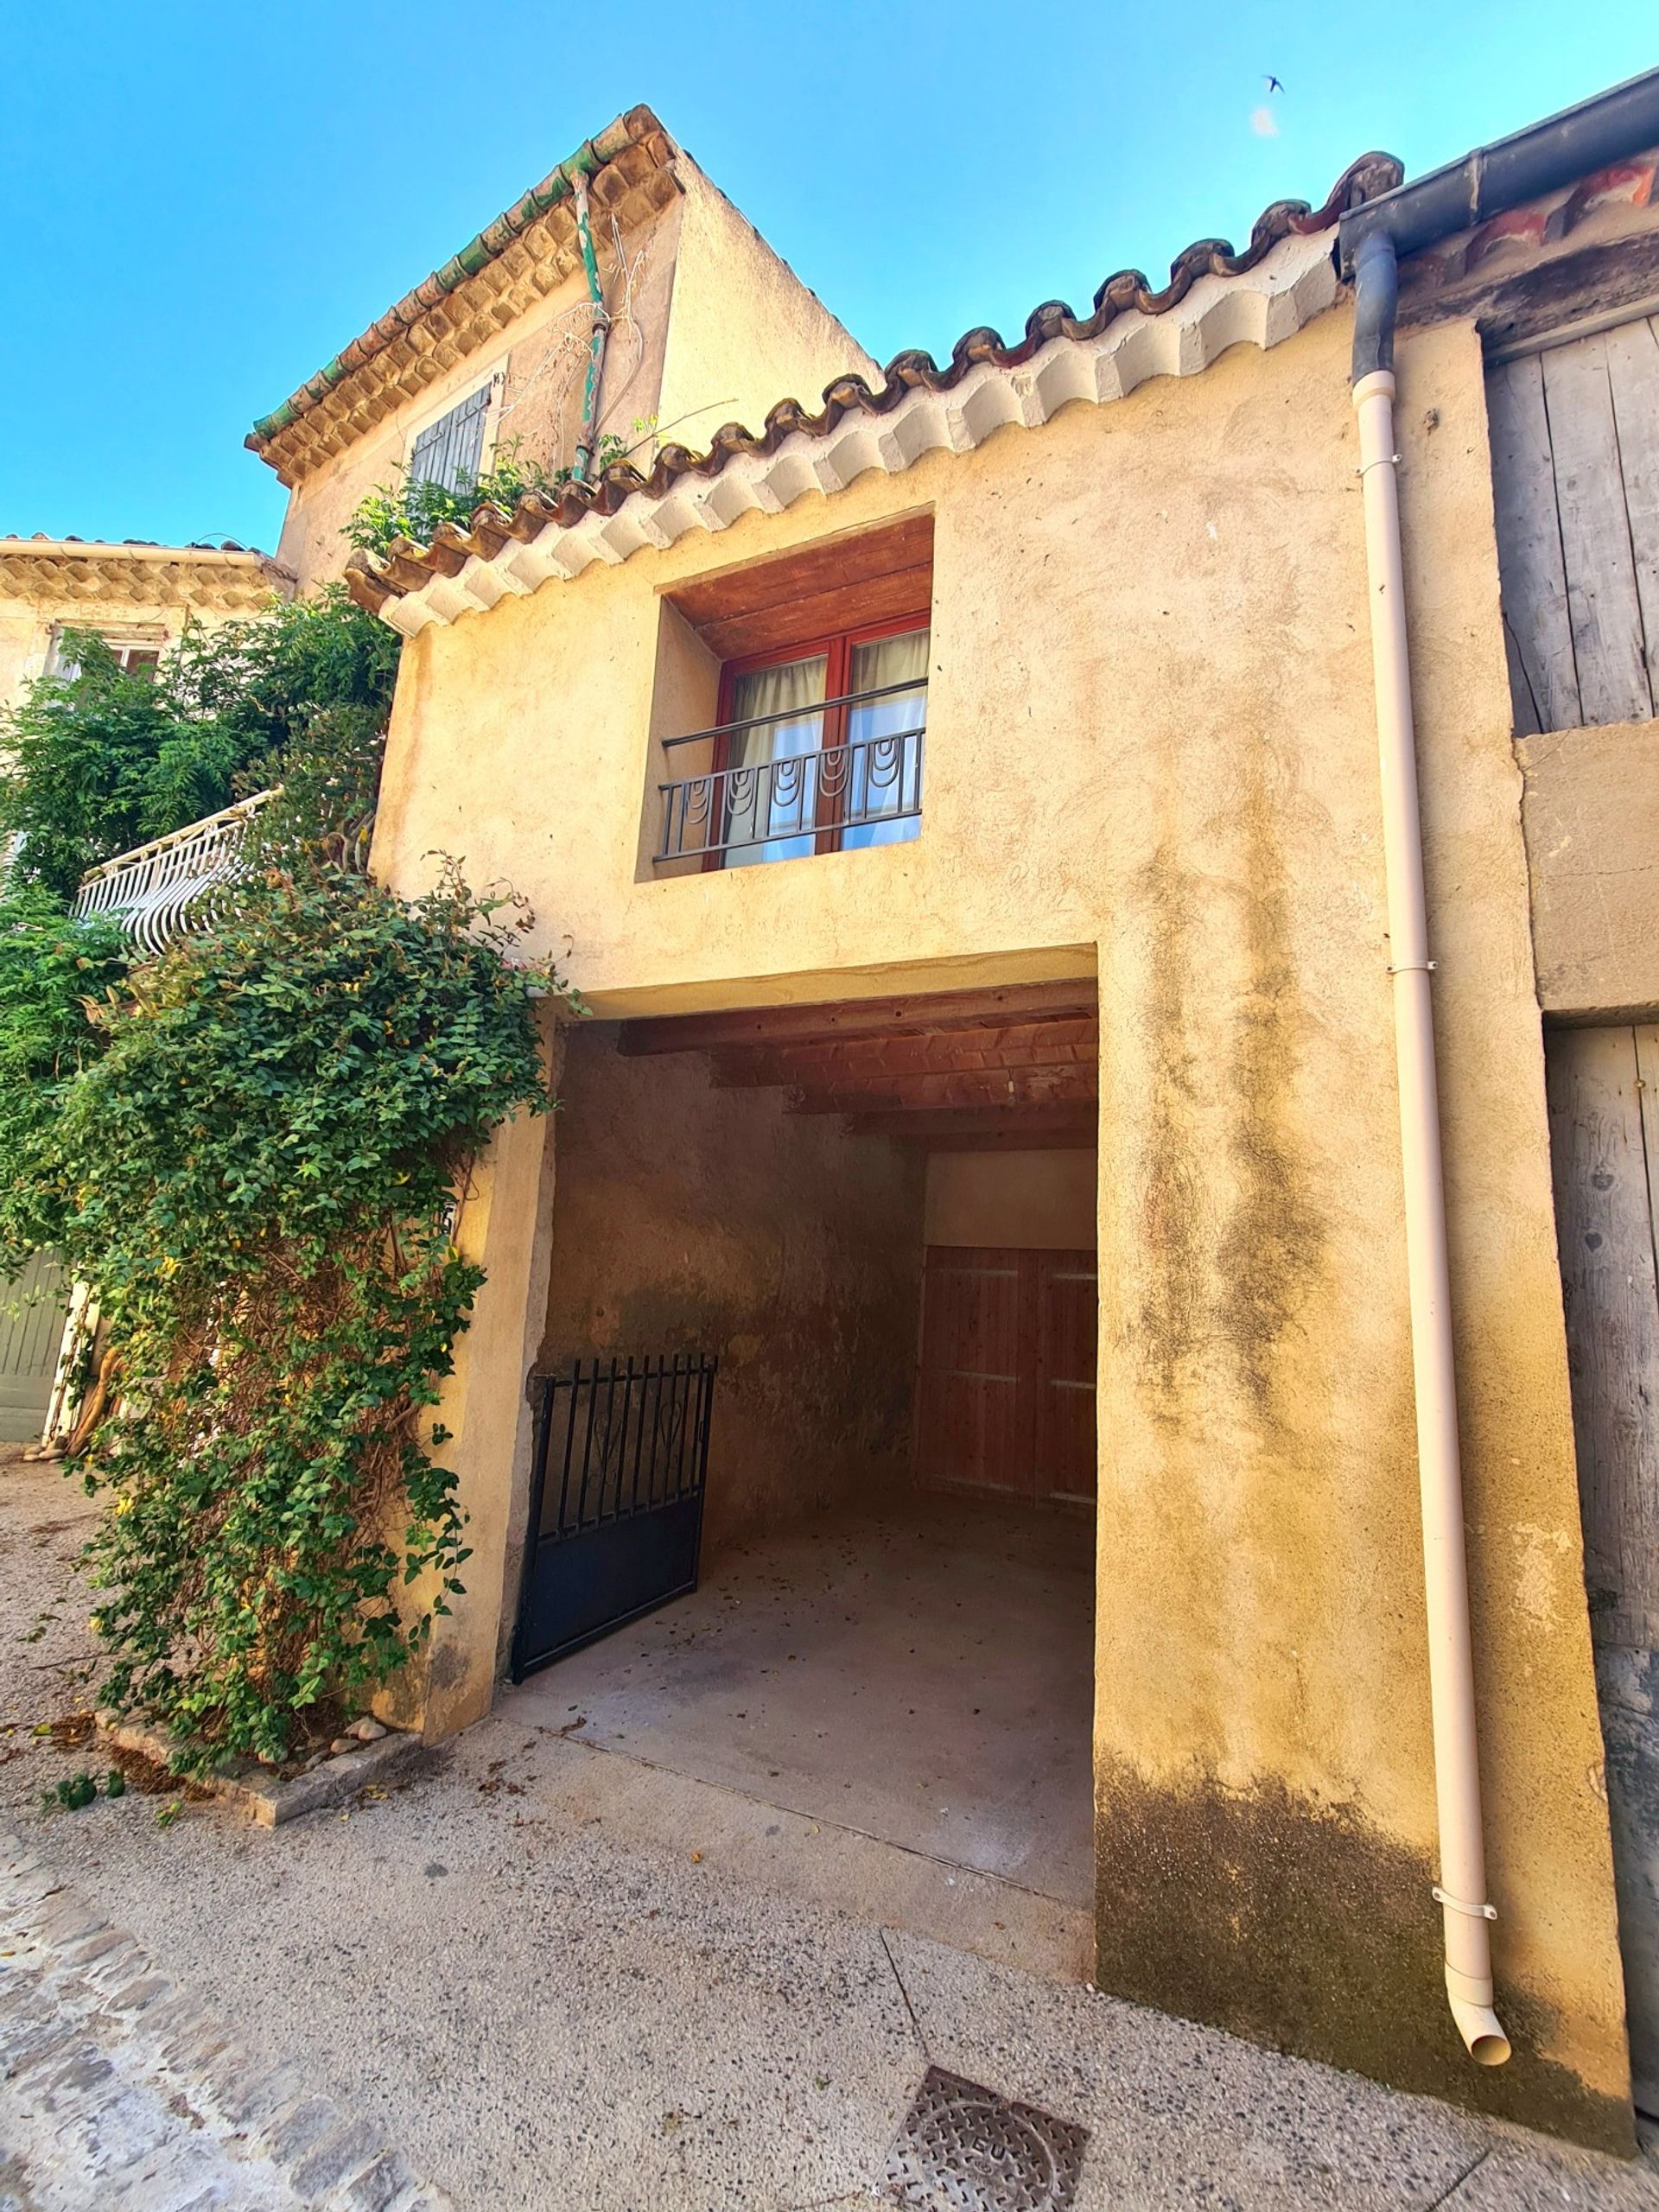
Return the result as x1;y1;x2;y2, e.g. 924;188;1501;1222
408;384;492;494
1488;317;1659;735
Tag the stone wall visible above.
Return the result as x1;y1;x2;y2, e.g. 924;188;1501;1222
538;1024;925;1554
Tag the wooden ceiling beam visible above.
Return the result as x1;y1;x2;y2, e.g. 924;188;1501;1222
709;1015;1098;1090
787;1065;1097;1115
617;979;1097;1058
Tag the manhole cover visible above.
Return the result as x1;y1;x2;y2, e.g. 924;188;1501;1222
885;2065;1089;2212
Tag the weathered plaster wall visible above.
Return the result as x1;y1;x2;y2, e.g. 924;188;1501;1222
537;1025;925;1555
1518;720;1659;1020
655;160;876;461
924;1152;1097;1250
0;588;252;712
272;199;686;592
371;305;1629;2141
382;1015;563;1740
0;610;54;709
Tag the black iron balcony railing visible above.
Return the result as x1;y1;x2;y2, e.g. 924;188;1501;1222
654;678;925;867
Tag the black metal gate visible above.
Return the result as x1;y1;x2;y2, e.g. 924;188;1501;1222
511;1352;717;1679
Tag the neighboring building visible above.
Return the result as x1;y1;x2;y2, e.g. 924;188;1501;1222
0;537;290;709
0;537;290;1446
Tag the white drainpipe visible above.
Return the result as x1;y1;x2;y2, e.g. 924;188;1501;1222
1351;228;1510;2066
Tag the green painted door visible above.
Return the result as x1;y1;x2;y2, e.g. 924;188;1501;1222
0;1252;68;1444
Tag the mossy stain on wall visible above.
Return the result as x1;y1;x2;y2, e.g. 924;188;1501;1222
1094;1759;1634;2155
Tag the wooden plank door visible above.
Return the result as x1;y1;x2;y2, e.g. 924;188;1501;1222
1488;315;1659;736
917;1245;1096;1503
1035;1250;1098;1504
1547;1025;1659;2110
0;1252;69;1446
917;1246;1036;1497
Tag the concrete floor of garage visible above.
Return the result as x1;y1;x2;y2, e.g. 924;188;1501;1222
518;1493;1096;1948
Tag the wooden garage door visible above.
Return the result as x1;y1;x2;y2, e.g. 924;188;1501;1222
916;1246;1096;1504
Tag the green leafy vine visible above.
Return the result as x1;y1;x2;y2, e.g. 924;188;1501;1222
0;587;570;1771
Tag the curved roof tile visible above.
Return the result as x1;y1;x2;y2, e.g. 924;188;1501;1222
346;149;1402;624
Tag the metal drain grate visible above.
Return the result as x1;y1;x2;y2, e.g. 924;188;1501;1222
885;2066;1089;2212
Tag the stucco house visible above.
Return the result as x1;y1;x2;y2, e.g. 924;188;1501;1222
0;536;290;709
99;69;1659;2154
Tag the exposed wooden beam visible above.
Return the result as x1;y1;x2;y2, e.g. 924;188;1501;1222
898;1125;1098;1152
617;979;1097;1058
845;1106;1098;1146
788;1065;1096;1115
709;1016;1098;1091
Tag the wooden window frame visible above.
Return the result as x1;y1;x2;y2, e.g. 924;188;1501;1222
707;612;929;869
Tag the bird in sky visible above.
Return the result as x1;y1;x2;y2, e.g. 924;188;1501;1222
1264;73;1285;94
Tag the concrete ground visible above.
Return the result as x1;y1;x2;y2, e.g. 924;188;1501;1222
531;1497;1095;1902
5;1452;1659;2209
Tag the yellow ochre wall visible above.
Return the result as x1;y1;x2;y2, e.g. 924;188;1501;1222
273;165;872;594
924;1152;1098;1250
371;303;1629;2145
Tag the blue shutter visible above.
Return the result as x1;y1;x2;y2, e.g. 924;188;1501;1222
409;384;492;494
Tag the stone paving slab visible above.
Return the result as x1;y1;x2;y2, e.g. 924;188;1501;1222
0;1834;449;2212
99;1718;426;1828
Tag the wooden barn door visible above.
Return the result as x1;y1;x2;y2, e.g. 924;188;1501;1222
916;1246;1096;1504
1547;1026;1659;2113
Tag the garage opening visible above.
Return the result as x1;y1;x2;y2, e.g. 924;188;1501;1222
508;976;1099;1968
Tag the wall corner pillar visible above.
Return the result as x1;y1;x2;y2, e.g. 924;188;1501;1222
385;1011;565;1744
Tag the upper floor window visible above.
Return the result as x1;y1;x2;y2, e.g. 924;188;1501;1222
715;621;927;868
408;381;493;496
48;628;164;681
654;515;933;872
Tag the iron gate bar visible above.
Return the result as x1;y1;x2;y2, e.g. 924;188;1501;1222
512;1351;717;1679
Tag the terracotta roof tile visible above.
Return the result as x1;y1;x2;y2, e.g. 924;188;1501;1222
245;106;677;482
345;150;1401;626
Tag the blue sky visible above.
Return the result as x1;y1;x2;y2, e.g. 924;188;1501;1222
3;3;1653;555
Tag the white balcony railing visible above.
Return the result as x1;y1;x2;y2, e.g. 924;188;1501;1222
75;789;276;956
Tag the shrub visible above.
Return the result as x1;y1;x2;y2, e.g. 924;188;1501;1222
343;433;630;562
43;865;557;1766
0;588;398;901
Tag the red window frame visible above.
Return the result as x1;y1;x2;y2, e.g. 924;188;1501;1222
709;612;929;867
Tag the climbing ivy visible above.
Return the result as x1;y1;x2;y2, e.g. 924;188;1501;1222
0;583;566;1769
29;865;560;1768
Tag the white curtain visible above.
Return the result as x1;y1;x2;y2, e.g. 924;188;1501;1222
722;653;827;868
842;629;927;849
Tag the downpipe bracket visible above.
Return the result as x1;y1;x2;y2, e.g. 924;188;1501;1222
1434;1885;1499;1923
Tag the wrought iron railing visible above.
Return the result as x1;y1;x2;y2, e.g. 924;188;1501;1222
654;678;925;866
74;789;276;956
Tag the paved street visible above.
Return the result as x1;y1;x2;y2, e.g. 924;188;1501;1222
4;1452;1659;2209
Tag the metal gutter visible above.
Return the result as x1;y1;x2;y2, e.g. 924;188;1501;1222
1339;63;1659;292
